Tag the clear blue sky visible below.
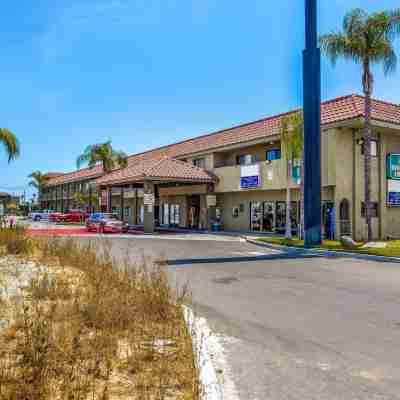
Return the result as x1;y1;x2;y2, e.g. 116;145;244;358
1;0;400;199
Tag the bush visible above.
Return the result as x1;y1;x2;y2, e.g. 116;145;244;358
0;226;32;255
0;237;200;399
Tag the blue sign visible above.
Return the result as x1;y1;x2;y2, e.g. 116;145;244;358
240;176;260;189
388;191;400;206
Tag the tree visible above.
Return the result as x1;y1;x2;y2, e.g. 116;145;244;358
320;8;400;241
76;141;128;173
281;112;304;240
0;128;20;162
72;191;97;210
28;171;50;203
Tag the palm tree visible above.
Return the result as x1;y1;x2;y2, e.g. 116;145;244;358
0;128;20;162
28;171;49;191
281;112;303;240
76;141;128;173
320;8;400;241
28;171;50;206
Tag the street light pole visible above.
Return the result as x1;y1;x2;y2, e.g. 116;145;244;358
303;0;322;247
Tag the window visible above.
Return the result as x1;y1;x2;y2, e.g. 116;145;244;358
266;149;281;161
236;154;258;165
193;158;206;168
361;202;379;218
361;140;378;157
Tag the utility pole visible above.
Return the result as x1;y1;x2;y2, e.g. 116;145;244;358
303;0;322;247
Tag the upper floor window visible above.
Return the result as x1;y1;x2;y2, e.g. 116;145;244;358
361;139;378;157
266;149;281;162
193;158;206;169
236;154;258;166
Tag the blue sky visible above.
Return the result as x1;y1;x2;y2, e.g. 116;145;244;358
1;0;400;199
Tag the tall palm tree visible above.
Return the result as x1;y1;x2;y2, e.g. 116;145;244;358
28;171;49;191
0;128;20;162
320;8;400;241
281;112;303;240
76;141;128;173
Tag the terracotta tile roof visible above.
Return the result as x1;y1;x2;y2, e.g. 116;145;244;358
46;94;400;187
46;165;103;187
96;157;216;186
122;94;400;163
45;172;64;179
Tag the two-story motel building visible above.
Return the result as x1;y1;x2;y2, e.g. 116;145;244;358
41;94;400;241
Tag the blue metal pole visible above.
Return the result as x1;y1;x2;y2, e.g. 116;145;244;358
303;0;322;246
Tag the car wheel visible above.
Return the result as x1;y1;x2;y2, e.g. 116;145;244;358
35;216;41;222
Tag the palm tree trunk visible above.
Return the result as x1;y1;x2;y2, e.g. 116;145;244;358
363;63;373;242
286;160;292;240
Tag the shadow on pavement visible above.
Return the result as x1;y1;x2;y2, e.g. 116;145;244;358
164;248;400;266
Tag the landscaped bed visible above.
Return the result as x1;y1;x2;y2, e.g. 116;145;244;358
255;236;400;258
0;226;200;399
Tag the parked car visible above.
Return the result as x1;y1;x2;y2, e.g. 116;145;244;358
86;213;128;233
29;210;53;221
50;212;66;223
63;210;89;223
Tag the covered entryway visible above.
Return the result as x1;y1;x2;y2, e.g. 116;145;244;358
95;156;218;234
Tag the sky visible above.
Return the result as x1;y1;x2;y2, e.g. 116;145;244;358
1;0;400;199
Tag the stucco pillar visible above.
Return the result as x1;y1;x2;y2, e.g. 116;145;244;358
143;181;155;234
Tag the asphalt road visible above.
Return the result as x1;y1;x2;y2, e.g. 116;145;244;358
79;234;400;400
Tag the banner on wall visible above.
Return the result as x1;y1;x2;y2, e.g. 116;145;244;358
240;164;261;189
388;179;400;206
100;191;108;207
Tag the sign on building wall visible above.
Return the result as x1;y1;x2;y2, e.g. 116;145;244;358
387;154;400;180
124;189;136;199
240;164;261;189
143;193;155;205
388;179;400;206
206;195;217;207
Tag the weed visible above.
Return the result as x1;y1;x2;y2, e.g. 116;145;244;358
0;229;200;400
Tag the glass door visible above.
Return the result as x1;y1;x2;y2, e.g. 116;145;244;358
262;201;275;231
250;202;263;231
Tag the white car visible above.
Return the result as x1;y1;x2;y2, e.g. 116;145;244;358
29;210;53;222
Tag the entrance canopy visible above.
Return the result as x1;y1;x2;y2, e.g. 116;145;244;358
95;156;217;187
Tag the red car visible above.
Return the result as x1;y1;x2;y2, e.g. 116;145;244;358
50;212;66;223
63;210;89;223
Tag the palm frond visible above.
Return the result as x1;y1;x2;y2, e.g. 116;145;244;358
0;128;20;162
343;8;367;36
388;8;400;37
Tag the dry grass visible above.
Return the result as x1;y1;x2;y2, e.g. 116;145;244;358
0;227;200;400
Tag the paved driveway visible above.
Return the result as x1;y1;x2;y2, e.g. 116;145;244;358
80;235;400;400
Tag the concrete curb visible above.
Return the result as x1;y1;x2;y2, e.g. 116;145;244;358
245;237;400;264
183;306;223;400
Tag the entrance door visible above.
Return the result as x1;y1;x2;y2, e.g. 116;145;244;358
322;201;335;240
170;204;180;227
262;201;275;231
250;202;263;231
188;195;200;229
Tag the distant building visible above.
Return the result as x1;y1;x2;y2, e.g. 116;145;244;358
0;192;20;214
